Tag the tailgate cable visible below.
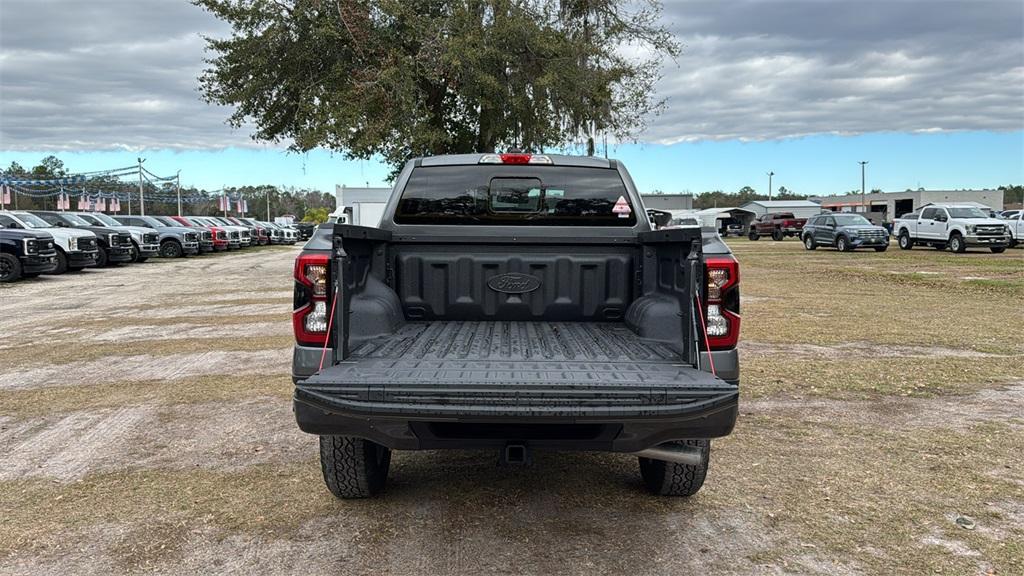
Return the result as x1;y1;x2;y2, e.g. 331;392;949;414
693;295;717;377
318;284;340;372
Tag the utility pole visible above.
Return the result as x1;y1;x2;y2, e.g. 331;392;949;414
266;186;271;222
767;171;775;201
137;157;146;216
223;185;228;218
175;170;182;217
859;161;869;213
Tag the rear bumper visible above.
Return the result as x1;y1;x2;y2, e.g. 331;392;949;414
293;392;738;452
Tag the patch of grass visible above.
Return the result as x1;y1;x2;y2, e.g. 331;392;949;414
0;374;293;418
742;355;1024;399
732;241;1024;355
708;416;1024;575
128;296;292;310
1;335;294;369
0;462;327;561
50;313;290;330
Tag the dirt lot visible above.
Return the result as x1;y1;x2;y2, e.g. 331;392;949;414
1;240;1022;575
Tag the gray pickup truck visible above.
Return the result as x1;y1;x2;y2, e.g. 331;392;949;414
291;153;741;498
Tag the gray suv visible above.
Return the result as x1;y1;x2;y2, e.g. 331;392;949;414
115;215;201;258
801;213;890;252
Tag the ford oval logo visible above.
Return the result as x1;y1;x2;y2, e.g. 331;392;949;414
487;273;541;294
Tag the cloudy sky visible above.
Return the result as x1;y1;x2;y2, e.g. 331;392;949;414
1;0;1022;194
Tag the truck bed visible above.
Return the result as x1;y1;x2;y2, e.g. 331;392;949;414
298;320;735;419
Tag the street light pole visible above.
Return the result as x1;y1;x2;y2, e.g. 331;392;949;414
137;157;146;216
266;186;271;222
176;170;182;217
767;171;775;201
859;161;869;213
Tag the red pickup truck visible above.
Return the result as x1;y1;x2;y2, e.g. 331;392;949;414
748;212;807;241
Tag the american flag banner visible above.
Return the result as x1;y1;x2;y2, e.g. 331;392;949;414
58;193;68;210
2;184;12;206
236;199;244;213
97;197;107;212
111;198;120;212
243;199;248;213
77;195;85;210
219;194;230;211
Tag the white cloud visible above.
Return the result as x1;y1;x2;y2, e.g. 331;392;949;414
0;0;1021;151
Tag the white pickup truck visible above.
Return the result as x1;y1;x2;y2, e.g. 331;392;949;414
894;204;1011;253
1000;210;1024;248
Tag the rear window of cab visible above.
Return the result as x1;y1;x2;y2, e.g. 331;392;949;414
394;165;637;226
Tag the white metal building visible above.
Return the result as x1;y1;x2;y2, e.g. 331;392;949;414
739;200;824;219
810;189;1005;222
641;193;694;211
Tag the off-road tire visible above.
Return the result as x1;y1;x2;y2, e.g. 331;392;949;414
949;233;966;253
990;246;1006;254
803;235;816;250
96;247;109;267
638;439;710;497
748;230;759;241
836;236;851;252
319;436;391;499
160;240;183;258
0;253;22;283
898;232;913;250
771;228;784;241
52;249;68;274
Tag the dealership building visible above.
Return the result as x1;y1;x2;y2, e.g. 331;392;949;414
810;189;1005;222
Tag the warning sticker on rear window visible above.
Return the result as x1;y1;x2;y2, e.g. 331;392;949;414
612;196;632;217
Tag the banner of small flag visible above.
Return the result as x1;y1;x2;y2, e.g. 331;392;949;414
0;175;86;186
1;184;11;206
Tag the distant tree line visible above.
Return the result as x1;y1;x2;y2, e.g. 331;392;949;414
686;186;809;210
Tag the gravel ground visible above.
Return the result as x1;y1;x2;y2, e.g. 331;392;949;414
1;241;1021;575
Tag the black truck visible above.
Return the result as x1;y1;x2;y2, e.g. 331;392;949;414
0;228;58;282
291;153;741;498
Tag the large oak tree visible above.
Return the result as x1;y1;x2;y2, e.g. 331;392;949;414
195;0;678;173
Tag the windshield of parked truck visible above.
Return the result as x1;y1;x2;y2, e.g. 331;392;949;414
140;216;168;228
947;207;990;219
88;212;123;226
14;213;53;229
833;215;871;226
395;165;637;226
77;213;103;225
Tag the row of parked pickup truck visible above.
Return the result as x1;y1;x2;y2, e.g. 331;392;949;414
0;210;310;282
746;205;1021;254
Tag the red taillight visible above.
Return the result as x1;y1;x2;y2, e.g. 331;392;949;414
704;256;740;350
293;253;331;346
